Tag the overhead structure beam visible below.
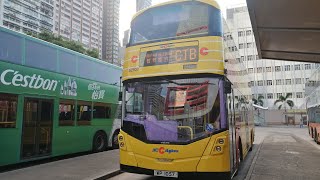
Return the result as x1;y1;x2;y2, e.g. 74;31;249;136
247;0;320;63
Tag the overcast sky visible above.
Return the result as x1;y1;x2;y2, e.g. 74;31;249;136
119;0;247;44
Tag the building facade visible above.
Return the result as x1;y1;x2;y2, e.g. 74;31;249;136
136;0;152;12
225;6;318;111
102;0;120;66
0;0;54;34
53;0;103;55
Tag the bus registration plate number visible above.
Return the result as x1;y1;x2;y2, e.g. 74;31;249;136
154;170;178;178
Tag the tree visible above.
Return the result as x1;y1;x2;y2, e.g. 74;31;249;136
274;93;294;125
26;31;99;59
252;95;264;125
252;95;264;108
86;48;99;58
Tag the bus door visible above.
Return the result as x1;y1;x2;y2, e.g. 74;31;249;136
227;89;237;175
21;98;53;159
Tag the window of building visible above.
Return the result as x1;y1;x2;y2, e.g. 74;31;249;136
277;93;282;99
250;81;254;86
59;100;75;126
247;43;253;48
238;31;245;37
266;67;272;72
247;55;254;61
285;79;291;85
257;67;263;73
0;93;17;128
257;80;263;86
248;68;254;73
275;66;281;72
266;80;273;86
294;64;301;70
296;92;303;98
93;103;111;119
284;65;291;71
267;93;273;99
256;55;259;60
246;30;252;35
77;101;92;126
0;31;22;64
241;56;245;61
305;64;311;70
295;78;302;84
239;43;244;49
276;79;282;85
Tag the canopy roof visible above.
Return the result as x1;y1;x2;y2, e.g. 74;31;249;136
247;0;320;62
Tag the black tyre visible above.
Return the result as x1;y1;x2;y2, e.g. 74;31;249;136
92;131;107;152
112;130;120;149
249;133;254;151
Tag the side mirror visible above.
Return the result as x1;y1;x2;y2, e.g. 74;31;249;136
224;81;232;94
118;92;123;101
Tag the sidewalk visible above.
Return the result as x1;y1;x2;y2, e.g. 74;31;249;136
0;150;120;180
247;130;320;180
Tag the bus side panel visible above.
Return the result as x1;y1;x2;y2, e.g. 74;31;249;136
0;129;21;166
0;95;24;166
52;123;113;156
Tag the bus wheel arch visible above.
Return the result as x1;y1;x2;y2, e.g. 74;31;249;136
249;131;254;151
112;129;120;149
92;130;108;152
236;137;243;167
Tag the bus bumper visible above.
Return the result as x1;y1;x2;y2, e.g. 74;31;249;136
120;164;231;179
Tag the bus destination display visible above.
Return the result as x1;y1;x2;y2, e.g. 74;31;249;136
142;46;198;67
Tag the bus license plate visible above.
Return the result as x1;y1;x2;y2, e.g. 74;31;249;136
154;170;178;178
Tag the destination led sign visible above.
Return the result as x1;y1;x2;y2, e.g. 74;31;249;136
142;46;198;67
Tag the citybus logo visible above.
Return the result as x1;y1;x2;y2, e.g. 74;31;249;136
152;147;179;154
0;69;58;91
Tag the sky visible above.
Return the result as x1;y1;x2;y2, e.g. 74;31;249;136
119;0;247;44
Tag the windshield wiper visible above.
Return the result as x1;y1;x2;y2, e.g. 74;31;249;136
160;78;215;86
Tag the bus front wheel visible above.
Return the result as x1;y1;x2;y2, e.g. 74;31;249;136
92;131;107;152
112;130;120;149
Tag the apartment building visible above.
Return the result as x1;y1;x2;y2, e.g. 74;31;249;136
53;0;103;55
0;0;54;34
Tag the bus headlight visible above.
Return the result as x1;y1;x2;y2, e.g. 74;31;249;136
218;138;224;144
118;134;126;150
215;146;222;152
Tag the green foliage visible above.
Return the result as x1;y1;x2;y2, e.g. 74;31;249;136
274;93;294;109
28;31;99;59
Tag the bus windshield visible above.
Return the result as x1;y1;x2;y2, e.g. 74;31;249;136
130;2;215;45
123;77;224;143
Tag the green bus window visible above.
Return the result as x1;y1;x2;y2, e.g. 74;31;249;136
59;51;77;77
93;103;111;119
59;100;75;126
0;93;17;128
77;101;92;126
25;39;57;72
0;31;22;64
78;56;95;80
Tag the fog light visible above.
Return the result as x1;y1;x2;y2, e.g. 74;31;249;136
215;146;222;152
218;139;224;144
120;142;125;147
119;135;124;141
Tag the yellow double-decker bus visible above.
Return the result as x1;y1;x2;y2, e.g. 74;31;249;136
119;0;254;179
